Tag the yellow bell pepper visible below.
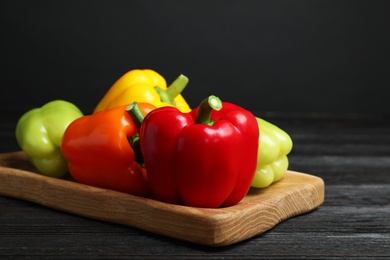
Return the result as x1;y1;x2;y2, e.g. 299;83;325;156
94;69;191;113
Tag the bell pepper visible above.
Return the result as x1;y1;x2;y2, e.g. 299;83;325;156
15;100;84;178
61;103;156;196
132;95;259;208
251;117;293;188
94;69;191;113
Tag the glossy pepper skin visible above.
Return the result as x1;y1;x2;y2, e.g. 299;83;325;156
138;96;259;208
251;117;293;188
15;100;84;178
61;103;155;196
94;69;191;113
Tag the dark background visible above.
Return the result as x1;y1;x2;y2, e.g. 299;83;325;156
1;0;389;115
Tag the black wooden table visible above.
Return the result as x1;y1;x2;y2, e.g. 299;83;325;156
1;111;389;259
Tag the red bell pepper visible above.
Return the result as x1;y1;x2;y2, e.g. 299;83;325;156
135;95;259;208
61;103;156;196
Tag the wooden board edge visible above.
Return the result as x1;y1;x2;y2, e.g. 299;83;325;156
0;151;325;246
204;172;325;246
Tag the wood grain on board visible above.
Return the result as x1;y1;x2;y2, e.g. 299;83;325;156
0;151;324;246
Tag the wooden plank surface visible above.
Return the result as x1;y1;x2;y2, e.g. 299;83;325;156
1;112;389;258
0;151;324;246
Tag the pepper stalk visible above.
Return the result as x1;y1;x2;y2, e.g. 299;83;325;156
155;74;189;107
126;102;146;165
194;95;222;126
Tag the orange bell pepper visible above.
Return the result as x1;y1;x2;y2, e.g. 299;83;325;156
61;102;156;196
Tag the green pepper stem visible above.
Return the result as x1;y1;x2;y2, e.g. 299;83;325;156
154;74;189;106
128;134;143;166
126;102;144;131
126;102;145;166
194;95;222;126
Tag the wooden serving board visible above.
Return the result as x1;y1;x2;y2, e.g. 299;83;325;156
0;151;324;246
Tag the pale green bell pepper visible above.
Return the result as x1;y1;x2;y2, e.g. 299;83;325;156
15;100;83;178
251;117;293;188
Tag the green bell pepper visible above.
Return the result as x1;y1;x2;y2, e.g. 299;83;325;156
15;100;84;178
251;117;293;188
